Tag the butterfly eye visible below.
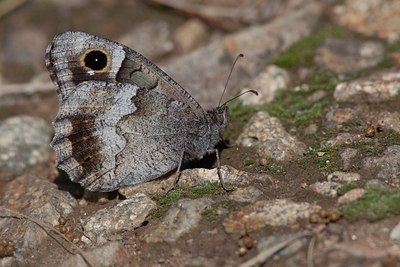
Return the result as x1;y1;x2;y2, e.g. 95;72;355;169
81;49;109;72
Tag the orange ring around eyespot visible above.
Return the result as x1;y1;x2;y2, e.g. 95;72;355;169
79;48;111;74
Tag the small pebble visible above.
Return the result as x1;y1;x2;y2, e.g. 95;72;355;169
320;209;328;219
0;240;15;258
243;236;255;249
238;247;247;257
365;120;383;138
59;225;68;234
328;209;342;222
309;212;320;224
58;217;67;225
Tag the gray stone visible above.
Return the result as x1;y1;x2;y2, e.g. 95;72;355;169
340;148;358;170
119;165;269;198
0;27;47;82
298;67;314;82
315;39;384;74
163;2;323;109
119;20;173;61
0;116;52;181
390;222;400;240
322;133;367;147
363;145;400;186
307;90;327;103
239;65;290;106
229;186;263;203
237;112;306;161
257;231;310;256
184;256;217;267
333;0;400;43
337;188;366;205
172;18;210;52
329;240;392;259
142;198;213;243
334;71;400;102
118;172;176;197
61;241;133;267
178;165;269;189
377;111;400;134
310;181;341;197
304;124;318;135
325;107;359;129
0;257;15;267
327;171;361;183
46;0;88;8
223;199;321;233
83;193;156;243
154;0;311;30
365;179;389;189
311;172;361;197
0;174;77;256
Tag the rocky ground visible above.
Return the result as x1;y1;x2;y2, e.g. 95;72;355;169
0;0;400;266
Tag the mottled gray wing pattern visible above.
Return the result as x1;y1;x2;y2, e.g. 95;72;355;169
46;32;213;191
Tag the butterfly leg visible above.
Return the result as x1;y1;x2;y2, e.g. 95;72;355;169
210;149;233;192
167;151;185;192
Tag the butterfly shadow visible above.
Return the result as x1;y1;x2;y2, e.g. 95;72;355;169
53;170;119;201
53;143;226;200
182;151;218;170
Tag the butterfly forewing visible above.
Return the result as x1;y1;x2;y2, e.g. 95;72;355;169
46;31;227;191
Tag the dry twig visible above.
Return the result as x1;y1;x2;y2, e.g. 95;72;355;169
0;81;54;97
239;232;311;267
0;207;93;267
307;235;316;267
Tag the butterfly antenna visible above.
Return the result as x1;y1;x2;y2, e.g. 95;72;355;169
221;89;258;107
218;53;244;107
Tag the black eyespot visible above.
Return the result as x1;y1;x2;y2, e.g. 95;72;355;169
84;50;108;71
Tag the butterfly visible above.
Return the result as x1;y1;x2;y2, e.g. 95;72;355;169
45;32;229;192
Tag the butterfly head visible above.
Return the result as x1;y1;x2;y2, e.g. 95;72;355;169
207;105;229;129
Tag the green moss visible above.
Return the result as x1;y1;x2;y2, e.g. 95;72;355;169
337;183;358;196
265;90;307;122
381;132;400;146
357;145;386;157
152;182;223;218
387;42;400;52
296;157;308;168
302;145;340;174
152;190;183;218
184;182;224;197
153;190;182;206
263;70;336;128
228;68;337;133
265;101;287;120
270;24;354;68
225;101;259;138
227;101;258;123
293;102;324;127
349;132;400;157
266;164;286;175
342;187;400;221
243;158;256;166
342;117;364;128
201;207;219;222
377;56;396;69
310;71;338;93
202;199;241;222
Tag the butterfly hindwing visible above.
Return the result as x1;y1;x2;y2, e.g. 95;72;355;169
46;31;227;191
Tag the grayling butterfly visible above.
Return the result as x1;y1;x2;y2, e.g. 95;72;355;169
46;32;232;192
